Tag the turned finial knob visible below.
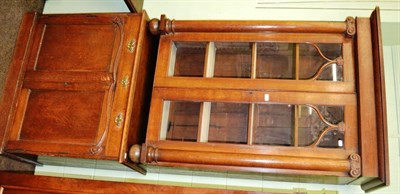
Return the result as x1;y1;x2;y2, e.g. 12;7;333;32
128;144;141;163
148;14;173;35
149;18;160;35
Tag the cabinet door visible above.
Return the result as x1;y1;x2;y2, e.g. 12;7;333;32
2;13;142;159
144;31;360;179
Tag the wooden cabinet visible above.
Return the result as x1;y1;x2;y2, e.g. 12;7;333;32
0;12;157;172
133;8;388;192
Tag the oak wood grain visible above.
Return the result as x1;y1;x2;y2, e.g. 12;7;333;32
0;172;265;194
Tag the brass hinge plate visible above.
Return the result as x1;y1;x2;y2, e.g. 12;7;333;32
127;39;136;53
115;112;124;128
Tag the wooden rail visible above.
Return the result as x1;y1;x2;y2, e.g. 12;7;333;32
149;14;356;36
138;145;359;176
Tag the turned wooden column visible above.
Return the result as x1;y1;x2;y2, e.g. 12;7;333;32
149;14;355;37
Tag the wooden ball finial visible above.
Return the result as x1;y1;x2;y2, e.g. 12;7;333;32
149;18;160;35
128;144;141;163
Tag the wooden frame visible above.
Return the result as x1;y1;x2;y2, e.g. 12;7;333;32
143;15;359;177
131;7;388;192
153;33;355;93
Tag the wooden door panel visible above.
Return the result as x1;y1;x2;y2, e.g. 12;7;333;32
35;24;118;71
3;13;131;158
1;11;157;167
19;90;104;144
26;14;124;72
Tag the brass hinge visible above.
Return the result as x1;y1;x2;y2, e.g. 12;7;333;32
127;39;136;53
121;75;130;88
115;112;124;128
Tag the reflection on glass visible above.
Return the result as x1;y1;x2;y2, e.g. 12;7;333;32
166;101;201;142
214;42;252;78
161;100;345;148
318;130;344;148
299;43;343;81
208;102;248;144
253;104;293;146
173;42;206;77
256;43;295;79
298;105;344;147
171;41;343;81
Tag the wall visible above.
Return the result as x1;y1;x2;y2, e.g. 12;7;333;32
143;0;399;21
36;1;400;193
43;0;129;13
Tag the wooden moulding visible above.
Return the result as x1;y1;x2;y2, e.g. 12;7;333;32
138;144;361;177
371;7;389;189
359;7;389;192
149;14;355;37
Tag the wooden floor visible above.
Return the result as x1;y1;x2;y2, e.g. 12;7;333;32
0;172;267;194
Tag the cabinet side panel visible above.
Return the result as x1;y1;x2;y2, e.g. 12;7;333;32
367;7;389;191
356;18;378;177
119;12;158;163
0;13;37;152
126;22;157;145
102;14;142;158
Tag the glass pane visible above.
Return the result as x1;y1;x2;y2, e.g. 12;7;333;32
165;101;201;142
256;43;295;79
299;43;343;81
214;42;252;78
298;105;344;147
253;104;293;146
173;42;206;77
318;130;344;148
208;102;248;144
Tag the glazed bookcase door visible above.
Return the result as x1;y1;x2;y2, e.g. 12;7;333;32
4;13;142;159
144;30;360;178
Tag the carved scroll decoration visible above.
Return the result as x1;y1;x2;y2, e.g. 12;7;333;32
89;17;125;155
345;17;356;37
349;153;361;177
305;43;344;81
304;104;344;148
